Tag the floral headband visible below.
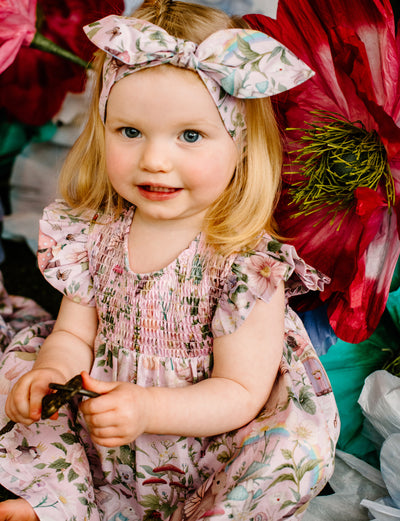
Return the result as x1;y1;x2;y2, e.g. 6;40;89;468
84;15;314;139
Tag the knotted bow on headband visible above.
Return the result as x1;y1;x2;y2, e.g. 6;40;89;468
84;16;314;138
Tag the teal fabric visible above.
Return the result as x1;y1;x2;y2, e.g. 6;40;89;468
320;259;400;467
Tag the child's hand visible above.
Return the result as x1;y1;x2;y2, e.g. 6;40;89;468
5;368;66;425
80;372;149;447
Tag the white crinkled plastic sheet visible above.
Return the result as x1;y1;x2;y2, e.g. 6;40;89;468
357;371;400;520
303;449;387;521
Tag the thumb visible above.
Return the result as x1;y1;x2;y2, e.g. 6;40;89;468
81;371;118;395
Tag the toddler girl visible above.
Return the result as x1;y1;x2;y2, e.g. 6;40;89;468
0;1;339;520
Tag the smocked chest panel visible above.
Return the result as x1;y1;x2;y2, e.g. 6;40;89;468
88;211;228;361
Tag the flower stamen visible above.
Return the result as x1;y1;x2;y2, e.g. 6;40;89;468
285;111;394;223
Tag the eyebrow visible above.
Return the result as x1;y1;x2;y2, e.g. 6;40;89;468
106;115;221;130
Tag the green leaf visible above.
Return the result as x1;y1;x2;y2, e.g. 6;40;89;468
269;46;283;60
267;240;283;253
76;483;88;493
139;494;163;510
141;465;162;477
85;26;102;40
279;499;296;510
51;442;67;454
296;459;321;481
298;393;317;415
281;449;293;460
268;473;296;489
119;444;134;466
217;450;231;463
68;468;80;482
280;49;293;66
49;458;71;470
274;463;295;472
237;35;260;61
240;461;268;481
60;432;77;446
96;343;106;357
232;263;248;282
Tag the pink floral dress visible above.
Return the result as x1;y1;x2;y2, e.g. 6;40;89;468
0;200;339;521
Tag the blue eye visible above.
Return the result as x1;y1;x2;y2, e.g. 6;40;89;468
181;130;201;143
122;127;141;139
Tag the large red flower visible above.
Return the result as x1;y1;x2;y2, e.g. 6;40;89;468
0;0;124;126
245;0;400;343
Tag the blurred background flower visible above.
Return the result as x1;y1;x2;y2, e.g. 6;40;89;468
0;0;124;217
0;0;124;125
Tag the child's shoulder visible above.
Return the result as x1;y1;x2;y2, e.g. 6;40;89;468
42;199;112;227
39;200;126;256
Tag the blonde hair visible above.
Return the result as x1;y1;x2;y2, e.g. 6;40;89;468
59;0;283;256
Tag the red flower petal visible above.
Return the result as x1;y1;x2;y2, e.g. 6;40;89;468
246;0;400;343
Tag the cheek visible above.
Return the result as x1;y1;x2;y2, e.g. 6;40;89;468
188;165;233;195
192;147;236;188
105;144;128;181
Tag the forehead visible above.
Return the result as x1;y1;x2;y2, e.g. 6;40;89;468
106;65;224;124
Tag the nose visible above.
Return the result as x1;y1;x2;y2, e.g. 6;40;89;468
139;139;172;174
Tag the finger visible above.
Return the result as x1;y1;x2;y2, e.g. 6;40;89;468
29;394;43;421
29;384;54;421
81;371;118;395
6;396;33;425
83;409;118;428
80;393;113;417
6;381;32;422
90;433;128;448
87;423;120;438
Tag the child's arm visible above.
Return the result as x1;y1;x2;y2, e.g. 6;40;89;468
81;282;285;446
5;296;97;425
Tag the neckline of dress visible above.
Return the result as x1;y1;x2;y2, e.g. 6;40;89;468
121;206;203;277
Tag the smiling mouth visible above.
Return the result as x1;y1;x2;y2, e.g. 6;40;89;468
139;185;180;193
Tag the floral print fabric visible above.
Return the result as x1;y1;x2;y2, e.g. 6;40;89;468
0;200;339;520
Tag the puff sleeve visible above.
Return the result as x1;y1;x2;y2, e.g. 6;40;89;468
212;235;330;337
37;200;100;306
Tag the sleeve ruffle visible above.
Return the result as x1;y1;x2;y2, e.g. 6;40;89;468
37;200;101;306
212;235;330;337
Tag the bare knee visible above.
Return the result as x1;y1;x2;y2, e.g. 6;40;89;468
0;498;39;521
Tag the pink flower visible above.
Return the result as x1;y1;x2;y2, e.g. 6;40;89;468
0;0;36;74
246;255;287;298
246;0;400;343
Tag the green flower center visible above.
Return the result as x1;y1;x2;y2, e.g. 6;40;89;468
286;111;394;223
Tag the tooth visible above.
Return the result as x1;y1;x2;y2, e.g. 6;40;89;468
149;186;173;192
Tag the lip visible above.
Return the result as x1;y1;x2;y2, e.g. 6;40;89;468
137;184;182;201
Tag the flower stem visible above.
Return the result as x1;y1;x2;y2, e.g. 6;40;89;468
30;32;90;69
